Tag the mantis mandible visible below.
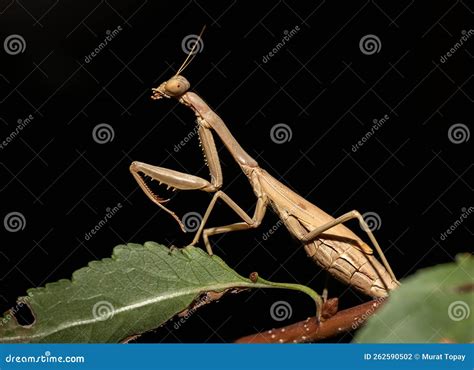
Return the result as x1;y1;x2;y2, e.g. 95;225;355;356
130;40;400;305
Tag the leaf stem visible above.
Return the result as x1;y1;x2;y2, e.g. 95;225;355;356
249;273;323;321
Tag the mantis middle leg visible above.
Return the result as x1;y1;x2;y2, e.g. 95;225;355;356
190;190;268;255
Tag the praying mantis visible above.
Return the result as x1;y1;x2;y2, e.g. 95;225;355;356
130;40;400;308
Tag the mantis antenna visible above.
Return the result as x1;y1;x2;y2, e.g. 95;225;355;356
175;25;207;76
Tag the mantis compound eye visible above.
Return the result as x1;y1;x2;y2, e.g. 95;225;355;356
165;75;190;96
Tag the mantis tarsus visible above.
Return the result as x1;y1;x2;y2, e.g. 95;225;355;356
130;43;400;314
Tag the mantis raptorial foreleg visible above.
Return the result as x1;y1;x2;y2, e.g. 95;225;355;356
190;190;268;254
129;122;223;231
130;162;219;192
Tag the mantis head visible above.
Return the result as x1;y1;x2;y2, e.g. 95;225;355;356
152;26;205;101
151;75;190;100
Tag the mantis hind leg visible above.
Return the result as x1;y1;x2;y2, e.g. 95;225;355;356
299;210;398;284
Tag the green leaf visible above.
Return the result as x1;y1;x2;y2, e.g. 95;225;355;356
354;254;474;343
0;242;318;343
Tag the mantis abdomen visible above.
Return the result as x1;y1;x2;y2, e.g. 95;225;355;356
258;168;399;297
304;240;399;297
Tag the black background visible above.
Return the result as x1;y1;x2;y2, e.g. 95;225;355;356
0;1;472;343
